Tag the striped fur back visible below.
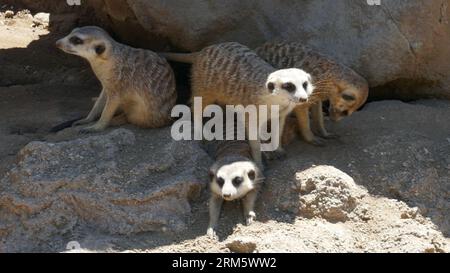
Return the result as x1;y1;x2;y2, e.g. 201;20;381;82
191;42;275;105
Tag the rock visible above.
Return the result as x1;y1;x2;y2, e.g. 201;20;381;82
295;166;367;222
32;12;49;27
225;237;257;253
0;128;212;252
4;10;14;19
5;0;450;99
80;0;450;100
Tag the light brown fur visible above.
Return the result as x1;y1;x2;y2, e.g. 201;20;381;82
256;42;369;145
206;138;263;238
56;26;177;133
161;42;313;167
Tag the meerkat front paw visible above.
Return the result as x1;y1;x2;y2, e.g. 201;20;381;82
72;118;92;127
245;211;256;226
78;125;105;134
314;130;340;140
263;148;287;161
321;132;339;139
304;136;326;147
206;227;218;240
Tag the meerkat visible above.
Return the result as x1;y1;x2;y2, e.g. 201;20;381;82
54;26;177;133
161;42;314;167
207;138;264;238
255;42;369;146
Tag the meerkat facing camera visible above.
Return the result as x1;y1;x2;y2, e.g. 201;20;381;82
207;139;264;238
55;26;177;133
161;42;314;167
255;42;369;145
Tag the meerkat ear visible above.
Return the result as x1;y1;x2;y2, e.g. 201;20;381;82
95;44;106;55
247;169;256;180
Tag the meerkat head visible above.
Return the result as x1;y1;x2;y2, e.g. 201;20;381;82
266;68;314;103
56;26;114;62
209;159;260;201
329;79;369;121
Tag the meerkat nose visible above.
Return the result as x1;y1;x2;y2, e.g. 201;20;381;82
299;98;308;103
223;194;231;199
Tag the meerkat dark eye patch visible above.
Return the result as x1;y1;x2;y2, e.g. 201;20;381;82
95;44;106;55
69;36;83;45
302;82;308;90
341;110;349;116
282;82;296;92
342;94;356;101
216;177;225;187
232;177;244;187
267;82;275;92
247;170;256;180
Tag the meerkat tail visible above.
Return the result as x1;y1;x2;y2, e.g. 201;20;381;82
49;117;84;133
159;52;199;63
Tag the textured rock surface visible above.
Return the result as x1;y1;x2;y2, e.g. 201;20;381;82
0;100;449;253
0;129;211;252
5;0;450;99
295;166;367;222
6;0;450;99
151;165;449;253
93;0;450;100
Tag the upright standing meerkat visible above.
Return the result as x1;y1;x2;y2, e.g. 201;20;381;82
255;42;369;145
206;138;264;238
55;26;177;133
161;42;314;167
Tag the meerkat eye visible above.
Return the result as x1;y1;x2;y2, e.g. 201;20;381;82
216;177;225;187
232;177;244;187
342;94;356;101
247;170;256;180
303;82;309;90
282;82;296;92
69;36;83;45
95;44;106;55
267;82;275;92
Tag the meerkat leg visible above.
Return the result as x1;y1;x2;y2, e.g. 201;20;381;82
263;112;288;161
207;194;224;238
73;90;107;127
310;101;338;139
242;190;258;226
294;105;326;146
79;96;120;133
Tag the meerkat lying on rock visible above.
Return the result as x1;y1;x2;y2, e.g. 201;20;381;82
54;26;177;133
255;42;369;146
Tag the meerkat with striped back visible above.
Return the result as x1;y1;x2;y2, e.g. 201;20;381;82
161;42;314;168
54;26;177;133
255;42;369;146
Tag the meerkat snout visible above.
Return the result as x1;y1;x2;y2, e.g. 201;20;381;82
55;26;111;60
266;68;314;103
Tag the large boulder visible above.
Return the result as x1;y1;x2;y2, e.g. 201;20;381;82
6;0;450;99
93;0;450;100
0;128;212;252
